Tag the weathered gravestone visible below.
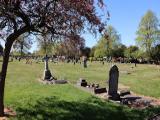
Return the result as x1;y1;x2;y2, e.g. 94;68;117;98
108;65;120;100
43;55;55;80
77;78;88;87
82;56;87;68
94;88;107;94
54;80;68;84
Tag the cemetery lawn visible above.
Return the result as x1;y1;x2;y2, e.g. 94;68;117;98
1;60;160;120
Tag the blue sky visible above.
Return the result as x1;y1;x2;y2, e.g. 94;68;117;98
0;0;159;52
84;0;160;47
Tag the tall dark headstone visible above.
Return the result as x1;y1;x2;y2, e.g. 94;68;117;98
108;65;120;100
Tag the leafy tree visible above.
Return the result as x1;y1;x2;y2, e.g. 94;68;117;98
80;47;91;58
12;34;32;56
54;34;85;58
132;50;145;59
90;46;96;57
124;45;139;58
38;41;54;56
36;34;54;56
151;44;160;61
94;38;108;57
112;44;127;58
0;0;106;116
136;10;160;58
94;25;121;57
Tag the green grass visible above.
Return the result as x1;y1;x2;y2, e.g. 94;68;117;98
54;62;160;98
50;61;160;98
0;60;160;119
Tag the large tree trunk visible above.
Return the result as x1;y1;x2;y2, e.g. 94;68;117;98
0;39;14;116
0;26;29;116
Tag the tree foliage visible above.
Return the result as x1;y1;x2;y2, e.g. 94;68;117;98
80;47;91;57
0;0;104;40
151;44;160;61
112;44;126;58
12;34;32;56
38;41;54;56
0;0;106;116
54;34;85;57
136;10;160;57
90;46;96;57
94;25;121;57
124;45;139;58
36;34;55;55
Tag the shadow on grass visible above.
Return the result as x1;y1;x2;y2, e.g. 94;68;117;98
15;96;160;120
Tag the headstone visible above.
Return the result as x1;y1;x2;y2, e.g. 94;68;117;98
94;84;99;89
43;55;54;80
82;56;87;68
77;78;87;87
94;88;107;94
91;84;95;88
121;95;141;104
10;57;13;62
108;65;120;100
54;80;68;84
119;90;131;96
18;57;21;61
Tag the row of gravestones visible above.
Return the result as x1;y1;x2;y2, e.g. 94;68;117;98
78;65;129;101
78;64;157;111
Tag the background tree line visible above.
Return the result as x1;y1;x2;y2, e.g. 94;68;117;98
91;10;160;62
8;10;160;63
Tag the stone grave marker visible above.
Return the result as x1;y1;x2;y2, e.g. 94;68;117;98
77;78;87;87
108;65;120;100
43;55;55;80
94;88;107;94
82;56;87;68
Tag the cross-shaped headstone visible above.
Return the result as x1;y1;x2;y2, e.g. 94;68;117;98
44;54;50;70
43;54;53;80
